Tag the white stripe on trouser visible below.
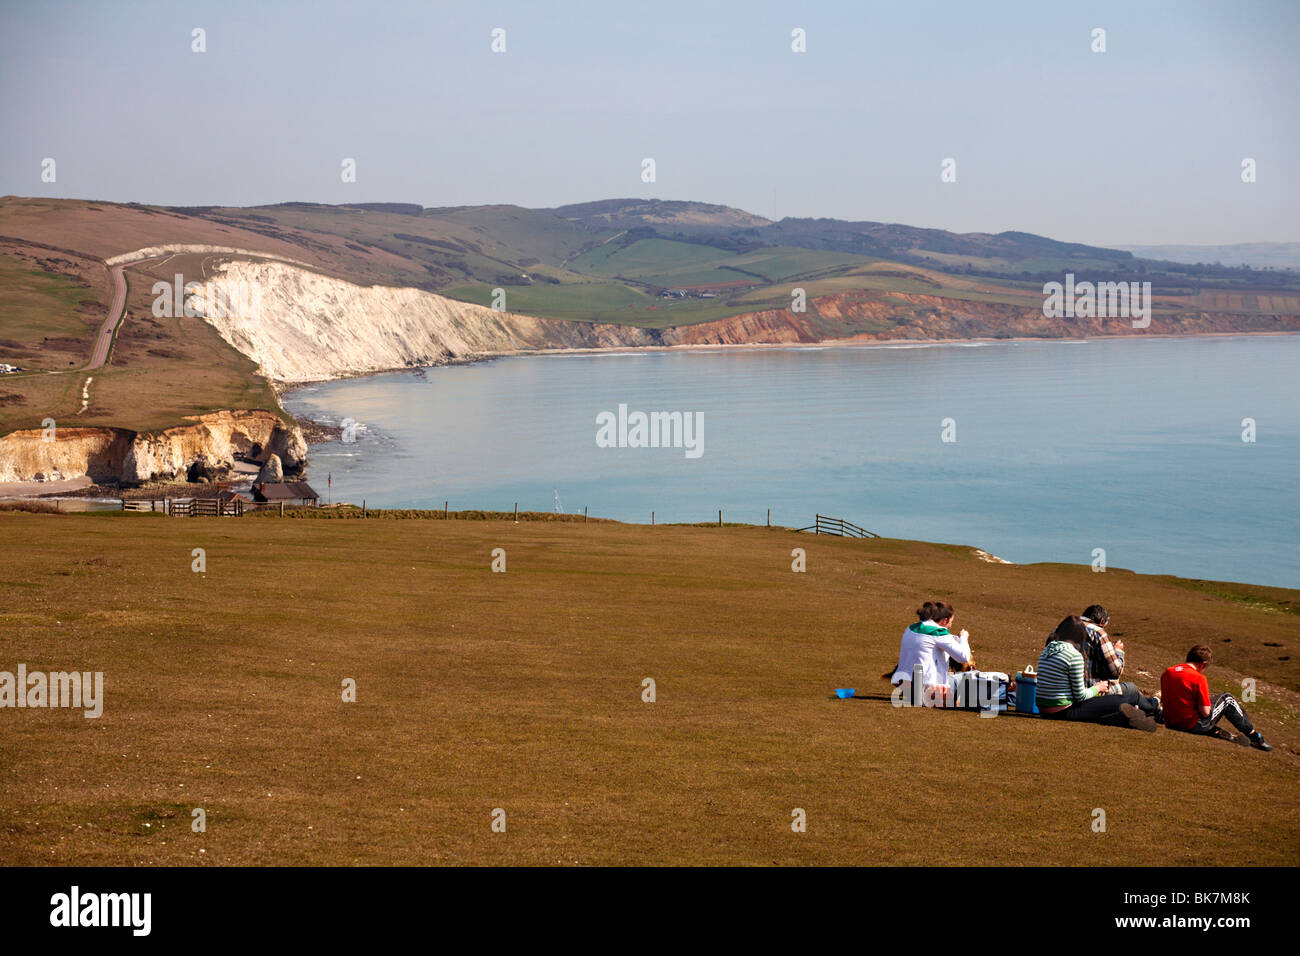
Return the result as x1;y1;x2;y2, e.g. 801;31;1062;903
1202;693;1253;735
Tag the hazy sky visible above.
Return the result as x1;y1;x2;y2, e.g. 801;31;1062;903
2;0;1297;245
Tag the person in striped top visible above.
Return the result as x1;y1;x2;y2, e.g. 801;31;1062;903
1045;605;1162;723
1035;616;1158;731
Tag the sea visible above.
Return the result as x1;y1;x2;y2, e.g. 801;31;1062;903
283;334;1300;589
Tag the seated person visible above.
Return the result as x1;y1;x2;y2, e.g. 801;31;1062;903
1075;605;1162;721
1036;616;1158;731
1160;645;1271;751
888;600;971;706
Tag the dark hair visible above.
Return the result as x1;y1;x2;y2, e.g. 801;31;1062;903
1052;615;1090;653
1081;605;1109;626
916;600;954;623
1186;645;1213;665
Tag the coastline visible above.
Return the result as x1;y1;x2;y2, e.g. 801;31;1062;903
274;328;1300;392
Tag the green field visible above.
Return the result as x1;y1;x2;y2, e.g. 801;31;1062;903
1;512;1296;865
569;237;733;279
440;280;652;321
440;279;754;328
569;238;878;289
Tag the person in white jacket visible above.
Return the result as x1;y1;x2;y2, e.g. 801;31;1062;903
888;600;972;706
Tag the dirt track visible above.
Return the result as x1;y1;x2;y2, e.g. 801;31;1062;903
85;263;127;370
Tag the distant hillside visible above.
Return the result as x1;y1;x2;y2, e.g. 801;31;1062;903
551;198;773;232
150;197;1300;322
1115;242;1300;271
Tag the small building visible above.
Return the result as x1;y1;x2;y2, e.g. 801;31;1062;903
252;481;319;506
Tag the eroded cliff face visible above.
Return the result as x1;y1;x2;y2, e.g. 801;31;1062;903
661;292;1300;346
190;260;657;383
0;410;305;484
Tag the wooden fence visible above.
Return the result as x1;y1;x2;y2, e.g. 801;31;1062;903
795;514;878;538
121;498;245;517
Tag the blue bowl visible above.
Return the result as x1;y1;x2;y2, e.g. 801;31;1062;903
835;688;856;699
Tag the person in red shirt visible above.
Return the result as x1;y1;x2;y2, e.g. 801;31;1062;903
1160;645;1271;751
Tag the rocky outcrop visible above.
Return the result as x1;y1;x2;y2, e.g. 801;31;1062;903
256;453;283;484
186;454;227;482
0;410;305;484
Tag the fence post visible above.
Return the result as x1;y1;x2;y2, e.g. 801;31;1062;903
280;501;284;517
121;498;126;512
767;508;770;527
514;502;518;522
718;509;722;527
651;511;655;526
363;500;367;518
444;500;448;519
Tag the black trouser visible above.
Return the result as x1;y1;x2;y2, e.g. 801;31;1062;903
1113;682;1163;721
1190;693;1255;736
1041;694;1133;727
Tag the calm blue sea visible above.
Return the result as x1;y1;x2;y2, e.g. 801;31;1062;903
284;335;1300;588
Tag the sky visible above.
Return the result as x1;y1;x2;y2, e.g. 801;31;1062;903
1;0;1297;246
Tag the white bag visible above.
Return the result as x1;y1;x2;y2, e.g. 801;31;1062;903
950;671;1009;713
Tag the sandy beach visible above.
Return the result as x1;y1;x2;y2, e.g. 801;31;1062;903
0;475;93;498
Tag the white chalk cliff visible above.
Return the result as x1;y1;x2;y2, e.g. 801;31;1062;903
190;260;655;383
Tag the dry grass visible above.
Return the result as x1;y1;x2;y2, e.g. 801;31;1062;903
0;251;284;435
0;513;1296;866
0;500;62;513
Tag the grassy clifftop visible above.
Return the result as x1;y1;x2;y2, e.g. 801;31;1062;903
1;514;1295;865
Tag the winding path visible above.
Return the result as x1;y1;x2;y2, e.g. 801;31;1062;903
85;263;128;370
